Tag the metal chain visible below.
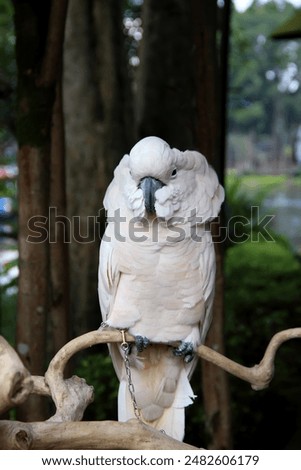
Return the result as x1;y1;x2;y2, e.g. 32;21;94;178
120;330;143;422
101;323;141;420
100;324;167;432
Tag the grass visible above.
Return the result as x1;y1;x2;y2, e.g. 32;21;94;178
239;174;287;192
226;171;288;198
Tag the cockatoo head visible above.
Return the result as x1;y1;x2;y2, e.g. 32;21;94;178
129;136;177;214
104;136;224;224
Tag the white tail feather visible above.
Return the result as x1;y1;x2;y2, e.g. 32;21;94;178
117;361;195;441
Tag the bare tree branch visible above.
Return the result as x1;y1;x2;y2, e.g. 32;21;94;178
197;328;301;390
0;337;33;415
20;329;127;422
0;419;198;450
0;327;300;449
3;327;301;420
44;329;123;421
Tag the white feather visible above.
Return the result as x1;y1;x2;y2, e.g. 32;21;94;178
98;136;224;441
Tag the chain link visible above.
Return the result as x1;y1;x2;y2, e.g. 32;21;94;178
121;334;166;434
100;324;142;422
100;324;167;432
120;331;143;422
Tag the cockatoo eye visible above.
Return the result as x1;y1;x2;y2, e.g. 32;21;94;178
171;168;177;178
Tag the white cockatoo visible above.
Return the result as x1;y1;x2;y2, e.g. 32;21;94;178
98;136;224;441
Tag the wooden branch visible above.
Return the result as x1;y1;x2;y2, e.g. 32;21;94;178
44;329;130;421
0;329;129;421
46;328;133;376
0;337;33;415
0;328;300;449
1;326;301;423
42;326;301;421
0;419;197;450
197;328;301;390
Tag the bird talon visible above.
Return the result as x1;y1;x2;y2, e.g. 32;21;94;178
184;353;194;363
135;335;150;352
173;341;194;362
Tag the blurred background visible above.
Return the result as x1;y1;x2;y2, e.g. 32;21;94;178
0;0;301;449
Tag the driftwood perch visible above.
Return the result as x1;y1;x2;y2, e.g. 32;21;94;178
0;336;33;415
196;327;301;390
0;419;197;450
0;326;300;449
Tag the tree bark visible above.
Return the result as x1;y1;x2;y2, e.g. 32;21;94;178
14;0;68;420
63;0;133;336
137;0;232;449
0;337;33;415
136;0;196;148
190;0;232;449
49;77;70;356
0;420;197;450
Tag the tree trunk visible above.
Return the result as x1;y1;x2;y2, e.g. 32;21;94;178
49;77;70;356
63;0;133;336
137;0;232;448
191;0;232;449
136;0;196;149
14;0;68;421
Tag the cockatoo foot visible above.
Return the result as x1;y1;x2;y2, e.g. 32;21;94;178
173;341;194;363
135;335;150;353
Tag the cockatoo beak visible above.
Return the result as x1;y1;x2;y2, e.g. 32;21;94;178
139;176;165;214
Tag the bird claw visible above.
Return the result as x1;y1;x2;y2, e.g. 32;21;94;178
135;335;150;353
173;341;194;363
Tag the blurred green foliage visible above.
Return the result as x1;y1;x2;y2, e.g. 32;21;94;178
0;0;16;136
0;0;15;76
0;0;18;348
223;170;301;449
226;172;287;198
229;1;301;135
225;239;301;358
225;239;301;449
74;347;119;422
0;284;17;344
224;171;285;245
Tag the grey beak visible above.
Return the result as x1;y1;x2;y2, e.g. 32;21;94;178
139;176;165;214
